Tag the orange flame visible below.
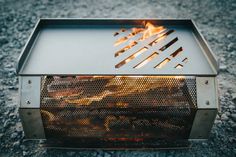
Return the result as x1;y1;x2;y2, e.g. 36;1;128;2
141;22;165;40
114;22;165;47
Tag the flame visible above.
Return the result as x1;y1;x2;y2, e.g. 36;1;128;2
115;40;137;57
141;22;165;40
114;36;128;46
114;22;165;47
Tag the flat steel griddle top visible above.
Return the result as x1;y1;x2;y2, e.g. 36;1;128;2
17;19;218;76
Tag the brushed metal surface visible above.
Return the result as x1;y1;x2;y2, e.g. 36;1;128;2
19;108;46;139
189;77;218;139
189;109;217;139
196;77;218;109
16;19;218;76
19;76;41;108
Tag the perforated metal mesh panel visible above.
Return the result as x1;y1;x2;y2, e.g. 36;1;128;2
40;76;197;141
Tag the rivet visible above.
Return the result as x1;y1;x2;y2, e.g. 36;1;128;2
28;80;32;84
206;101;210;105
205;80;208;85
27;112;31;115
26;100;31;104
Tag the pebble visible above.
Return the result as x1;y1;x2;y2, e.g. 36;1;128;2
231;93;236;104
229;105;235;110
219;64;227;71
230;114;236;122
15;122;22;132
9;112;15;118
11;132;18;139
225;111;231;116
0;36;9;45
231;124;236;130
221;113;229;121
104;153;112;157
227;43;234;51
23;151;29;156
227;34;233;39
3;119;10;128
13;141;20;147
66;151;76;156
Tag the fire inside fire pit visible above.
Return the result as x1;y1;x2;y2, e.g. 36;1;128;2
40;76;197;140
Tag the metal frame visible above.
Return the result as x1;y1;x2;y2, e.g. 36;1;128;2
19;76;41;108
19;76;45;139
19;108;45;139
17;19;219;142
189;77;218;139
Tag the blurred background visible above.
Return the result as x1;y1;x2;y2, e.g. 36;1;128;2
0;0;235;156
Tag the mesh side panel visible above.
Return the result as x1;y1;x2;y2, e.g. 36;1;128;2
40;76;197;140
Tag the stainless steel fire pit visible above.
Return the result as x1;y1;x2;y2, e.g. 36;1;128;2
17;19;219;148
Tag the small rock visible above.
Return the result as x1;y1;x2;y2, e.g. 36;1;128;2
3;119;10;128
23;151;28;156
13;141;20;147
229;137;236;143
215;119;222;125
230;114;236;122
232;93;236;104
66;151;76;156
15;122;22;132
11;132;18;139
225;111;230;116
231;124;236;130
9;112;15;118
221;113;229;121
104;153;112;157
229;105;235;110
20;145;26;150
0;133;3;138
0;36;9;45
227;43;234;51
227;34;233;39
219;64;227;72
4;110;10;116
0;54;4;61
202;142;208;147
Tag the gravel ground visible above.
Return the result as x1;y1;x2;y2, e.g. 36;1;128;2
0;0;236;156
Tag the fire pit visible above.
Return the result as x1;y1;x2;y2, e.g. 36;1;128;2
17;19;219;148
